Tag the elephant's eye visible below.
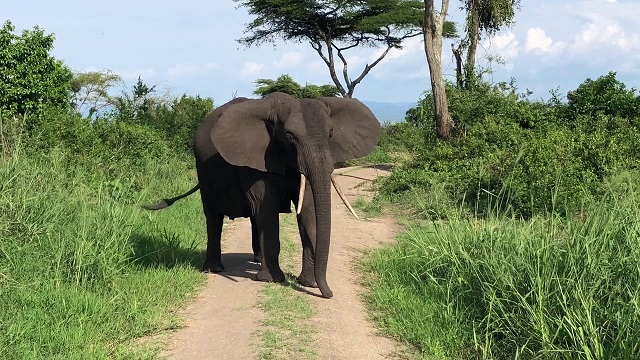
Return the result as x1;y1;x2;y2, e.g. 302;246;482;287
285;133;295;141
328;128;334;139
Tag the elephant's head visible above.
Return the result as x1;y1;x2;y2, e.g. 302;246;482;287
207;92;381;298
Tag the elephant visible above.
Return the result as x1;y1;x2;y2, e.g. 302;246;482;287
143;92;381;298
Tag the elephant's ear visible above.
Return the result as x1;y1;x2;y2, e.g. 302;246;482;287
322;97;382;164
211;98;285;174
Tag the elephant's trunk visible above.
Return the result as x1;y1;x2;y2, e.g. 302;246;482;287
304;150;334;299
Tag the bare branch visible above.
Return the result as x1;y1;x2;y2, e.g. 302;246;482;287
348;43;393;97
311;38;347;97
335;49;351;90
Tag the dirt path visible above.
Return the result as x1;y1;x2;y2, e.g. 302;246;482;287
162;166;401;359
161;219;263;359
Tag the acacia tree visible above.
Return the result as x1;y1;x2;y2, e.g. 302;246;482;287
422;0;454;139
458;0;521;88
70;70;122;118
235;0;427;98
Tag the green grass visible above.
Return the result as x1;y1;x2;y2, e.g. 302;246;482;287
0;148;207;358
256;213;317;360
362;171;640;359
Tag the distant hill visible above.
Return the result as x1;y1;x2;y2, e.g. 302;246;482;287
363;101;416;123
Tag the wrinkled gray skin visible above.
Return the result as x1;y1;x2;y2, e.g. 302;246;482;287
143;92;381;298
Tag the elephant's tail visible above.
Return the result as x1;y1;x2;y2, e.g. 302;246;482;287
141;184;200;210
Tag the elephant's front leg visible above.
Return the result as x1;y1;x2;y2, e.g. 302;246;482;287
295;180;318;288
250;216;262;264
252;183;285;283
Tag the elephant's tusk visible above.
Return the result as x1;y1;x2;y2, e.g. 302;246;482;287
331;174;359;220
296;173;306;215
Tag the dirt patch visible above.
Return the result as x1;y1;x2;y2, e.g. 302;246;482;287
161;220;262;359
309;166;404;359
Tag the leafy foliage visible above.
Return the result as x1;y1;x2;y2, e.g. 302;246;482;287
379;73;640;218
70;70;122;118
254;74;340;98
236;0;454;97
0;21;73;115
111;77;214;151
564;71;640;121
364;174;640;358
0;24;211;358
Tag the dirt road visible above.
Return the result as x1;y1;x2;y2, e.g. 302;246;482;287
161;166;401;359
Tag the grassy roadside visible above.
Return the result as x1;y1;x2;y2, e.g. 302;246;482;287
256;213;317;360
360;172;640;359
0;149;207;359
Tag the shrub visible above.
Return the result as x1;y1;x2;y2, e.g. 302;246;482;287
381;74;640;217
0;21;73;115
364;172;640;358
93;119;169;164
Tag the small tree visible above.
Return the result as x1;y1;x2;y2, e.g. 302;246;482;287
458;0;521;88
253;74;340;98
236;0;436;98
70;70;122;118
113;76;163;123
0;21;73;115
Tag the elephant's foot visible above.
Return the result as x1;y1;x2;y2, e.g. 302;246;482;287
256;267;285;283
202;260;225;273
297;272;318;288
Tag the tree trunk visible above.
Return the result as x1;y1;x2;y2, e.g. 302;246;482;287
464;8;479;88
452;44;464;88
423;0;453;139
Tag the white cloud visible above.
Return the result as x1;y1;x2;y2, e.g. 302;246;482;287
240;61;264;79
570;15;640;54
370;36;423;65
346;55;367;66
116;68;157;80
167;62;219;77
525;27;566;55
484;31;520;60
168;63;198;77
307;61;325;73
273;52;303;69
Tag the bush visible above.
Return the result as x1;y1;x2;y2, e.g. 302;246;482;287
93;119;170;164
564;71;640;122
364;172;640;358
381;74;640;217
0;21;73;115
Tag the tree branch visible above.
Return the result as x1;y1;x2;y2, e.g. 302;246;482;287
348;43;393;97
310;38;347;97
335;48;351;91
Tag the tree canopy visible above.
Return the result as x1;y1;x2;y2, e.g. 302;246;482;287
0;21;73;115
253;74;340;98
236;0;455;97
459;0;521;87
70;70;122;118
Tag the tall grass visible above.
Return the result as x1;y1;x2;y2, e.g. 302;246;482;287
0;144;207;358
363;171;640;359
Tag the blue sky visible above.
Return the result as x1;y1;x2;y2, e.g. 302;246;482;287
4;0;640;105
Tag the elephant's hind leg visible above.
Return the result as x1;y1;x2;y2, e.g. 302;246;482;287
201;207;225;273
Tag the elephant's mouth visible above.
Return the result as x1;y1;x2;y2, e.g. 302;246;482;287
294;173;358;219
